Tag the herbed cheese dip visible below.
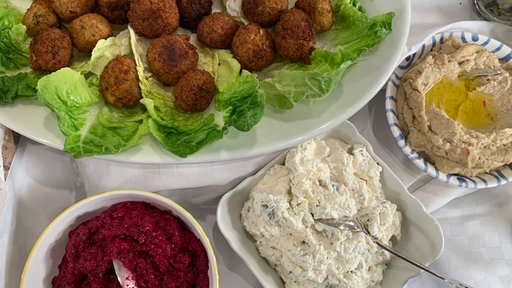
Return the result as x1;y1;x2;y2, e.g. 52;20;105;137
241;138;402;288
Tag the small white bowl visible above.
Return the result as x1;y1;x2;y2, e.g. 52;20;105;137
385;31;512;188
217;121;444;288
21;190;219;288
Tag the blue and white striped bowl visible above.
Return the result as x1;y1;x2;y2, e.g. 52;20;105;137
385;31;512;188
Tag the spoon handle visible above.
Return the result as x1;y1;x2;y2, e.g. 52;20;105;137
371;238;473;288
462;67;503;78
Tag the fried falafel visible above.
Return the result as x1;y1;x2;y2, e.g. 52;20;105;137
274;8;315;64
241;0;288;27
295;0;334;33
175;69;215;112
231;23;275;72
176;0;212;30
67;13;112;53
97;0;130;24
197;12;239;49
147;34;198;86
22;0;60;37
99;55;142;107
29;27;73;72
128;0;180;39
49;0;95;22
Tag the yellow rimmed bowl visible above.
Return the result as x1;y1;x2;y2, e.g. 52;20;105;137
21;189;219;288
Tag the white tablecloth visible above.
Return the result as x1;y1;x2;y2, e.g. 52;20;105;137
2;0;512;287
0;125;6;220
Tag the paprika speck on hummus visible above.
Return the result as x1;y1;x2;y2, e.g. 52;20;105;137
52;201;210;288
396;37;512;176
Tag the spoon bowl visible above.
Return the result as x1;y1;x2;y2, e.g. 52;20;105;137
315;217;473;288
113;259;137;288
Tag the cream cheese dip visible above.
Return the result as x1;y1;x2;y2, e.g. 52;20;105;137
241;137;402;288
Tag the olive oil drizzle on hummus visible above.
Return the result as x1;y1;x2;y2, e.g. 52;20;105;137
425;76;496;130
396;36;512;176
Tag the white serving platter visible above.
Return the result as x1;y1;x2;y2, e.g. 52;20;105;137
0;0;410;164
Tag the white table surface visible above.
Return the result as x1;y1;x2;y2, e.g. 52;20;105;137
2;1;512;287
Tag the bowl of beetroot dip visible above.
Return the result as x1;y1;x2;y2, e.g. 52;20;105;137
21;190;219;288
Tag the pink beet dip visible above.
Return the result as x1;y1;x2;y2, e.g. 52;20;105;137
52;201;210;288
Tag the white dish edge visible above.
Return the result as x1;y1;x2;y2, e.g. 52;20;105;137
217;120;444;288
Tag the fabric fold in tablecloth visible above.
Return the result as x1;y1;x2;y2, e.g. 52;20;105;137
411;180;478;213
74;152;280;195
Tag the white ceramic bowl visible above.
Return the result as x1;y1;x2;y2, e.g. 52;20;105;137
385;31;512;188
21;190;219;288
217;121;444;288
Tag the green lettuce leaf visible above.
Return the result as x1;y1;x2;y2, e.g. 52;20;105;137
138;74;226;158
319;0;394;55
0;0;41;103
0;0;31;73
260;48;354;109
130;28;265;157
207;48;265;132
37;68;149;158
260;0;395;109
87;29;132;75
0;70;44;103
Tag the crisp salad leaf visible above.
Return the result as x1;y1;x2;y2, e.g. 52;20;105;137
0;0;30;73
130;28;265;157
0;70;42;103
260;48;354;109
0;0;44;103
88;29;132;75
258;0;395;109
37;68;149;158
202;47;265;132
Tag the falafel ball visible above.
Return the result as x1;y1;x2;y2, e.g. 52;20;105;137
67;13;112;53
197;12;239;49
49;0;95;22
97;0;130;24
128;0;180;39
22;0;60;37
175;69;215;112
274;8;315;64
147;34;199;86
99;55;142;107
295;0;333;33
176;0;212;30
231;23;275;72
241;0;288;27
29;27;73;72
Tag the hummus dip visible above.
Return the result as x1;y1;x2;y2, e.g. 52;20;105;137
396;37;512;176
241;138;402;288
52;201;210;288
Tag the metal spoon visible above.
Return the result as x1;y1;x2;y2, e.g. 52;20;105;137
113;259;137;288
315;217;473;288
462;67;503;78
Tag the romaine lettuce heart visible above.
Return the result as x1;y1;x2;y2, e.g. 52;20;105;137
37;68;149;158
